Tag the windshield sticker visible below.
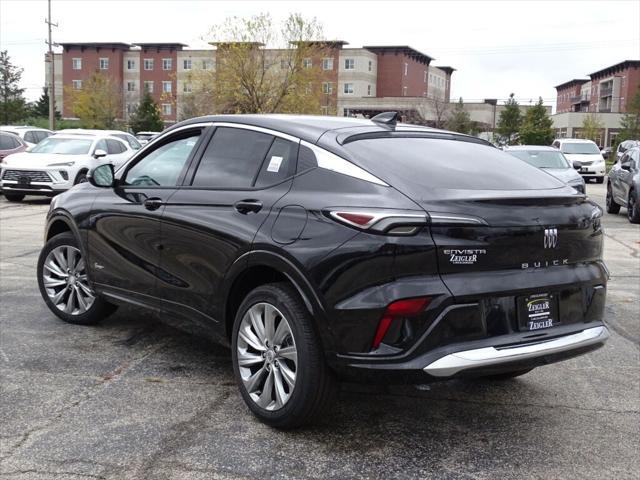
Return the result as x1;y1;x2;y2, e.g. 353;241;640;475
443;249;486;265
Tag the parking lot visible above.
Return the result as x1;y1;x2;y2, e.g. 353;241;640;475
0;182;638;479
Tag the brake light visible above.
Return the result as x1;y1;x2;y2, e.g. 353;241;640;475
372;297;431;349
334;212;376;227
327;209;428;235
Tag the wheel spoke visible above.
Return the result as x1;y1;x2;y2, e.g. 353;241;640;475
52;248;68;271
44;276;67;288
44;259;66;278
264;304;277;344
239;325;266;351
238;350;264;367
272;368;288;409
279;362;296;389
257;369;274;408
75;286;88;313
248;307;265;343
50;286;68;305
273;317;291;345
244;366;267;393
64;288;76;313
76;280;93;297
278;346;297;364
75;258;86;274
66;247;77;273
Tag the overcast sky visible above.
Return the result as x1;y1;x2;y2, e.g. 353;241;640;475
1;0;639;109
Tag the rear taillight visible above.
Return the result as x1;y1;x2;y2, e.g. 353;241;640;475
327;209;428;235
372;297;431;349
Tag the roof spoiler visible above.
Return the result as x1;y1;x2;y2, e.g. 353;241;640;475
371;111;399;128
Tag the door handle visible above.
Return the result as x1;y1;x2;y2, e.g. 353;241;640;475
143;197;164;211
234;199;263;214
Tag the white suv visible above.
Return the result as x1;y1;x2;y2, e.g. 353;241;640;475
0;134;133;201
552;138;606;183
0;126;53;147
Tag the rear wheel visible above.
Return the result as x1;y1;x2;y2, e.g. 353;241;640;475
606;182;621;214
231;283;337;429
74;170;88;185
37;232;117;325
628;190;640;224
4;194;25;202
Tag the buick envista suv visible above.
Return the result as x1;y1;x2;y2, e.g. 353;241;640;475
37;113;609;428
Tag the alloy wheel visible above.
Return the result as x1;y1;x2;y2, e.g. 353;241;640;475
42;245;95;315
237;302;298;411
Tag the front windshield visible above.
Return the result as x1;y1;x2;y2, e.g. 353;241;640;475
509;150;569;169
31;137;92;155
560;143;600;155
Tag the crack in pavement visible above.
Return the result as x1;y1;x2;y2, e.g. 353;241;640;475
604;232;640;258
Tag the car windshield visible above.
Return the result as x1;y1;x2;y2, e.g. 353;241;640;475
30;137;93;155
508;150;569;169
560;143;600;155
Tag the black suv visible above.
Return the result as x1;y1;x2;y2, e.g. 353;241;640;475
37;114;609;428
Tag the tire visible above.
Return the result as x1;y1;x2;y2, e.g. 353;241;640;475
74;170;88;185
628;190;640;224
480;368;534;381
595;176;604;184
4;194;25;202
37;232;117;325
606;182;621;214
231;282;337;429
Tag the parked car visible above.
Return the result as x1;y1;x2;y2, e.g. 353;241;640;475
0;126;53;147
0;134;133;201
504;145;586;194
615;140;640;161
37;114;609;428
57;129;142;151
135;131;161;145
606;146;640;223
552;138;606;183
0;131;28;161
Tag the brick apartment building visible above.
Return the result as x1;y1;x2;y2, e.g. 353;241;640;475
47;41;455;125
553;60;640;146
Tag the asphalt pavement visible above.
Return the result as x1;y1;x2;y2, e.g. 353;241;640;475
0;182;638;479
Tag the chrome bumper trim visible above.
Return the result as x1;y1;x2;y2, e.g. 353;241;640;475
423;326;609;377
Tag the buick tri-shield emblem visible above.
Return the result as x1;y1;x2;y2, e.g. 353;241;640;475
544;228;558;249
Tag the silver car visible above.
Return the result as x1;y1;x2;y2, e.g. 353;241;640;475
505;145;586;193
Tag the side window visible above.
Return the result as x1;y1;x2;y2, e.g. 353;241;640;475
95;139;107;153
24;131;37;144
254;138;298;188
552;141;560;149
192;127;273;188
296;144;318;173
106;139;126;154
124;132;201;187
0;134;15;149
39;131;52;142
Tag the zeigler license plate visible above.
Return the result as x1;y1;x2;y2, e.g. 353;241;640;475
518;293;558;331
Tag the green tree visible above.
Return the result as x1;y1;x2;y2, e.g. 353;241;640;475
446;98;472;134
29;87;60;119
580;113;604;145
0;50;28;123
129;92;164;133
497;93;522;145
66;73;121;128
617;85;640;142
519;97;555;145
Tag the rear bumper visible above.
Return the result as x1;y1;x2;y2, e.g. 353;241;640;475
423;325;608;377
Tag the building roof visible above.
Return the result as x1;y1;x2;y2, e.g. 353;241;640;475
290;40;349;48
434;66;455;74
134;43;188;50
209;42;265;48
588;60;640;79
554;78;589;90
363;45;433;64
59;42;131;50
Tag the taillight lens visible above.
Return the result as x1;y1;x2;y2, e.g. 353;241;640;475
372;297;431;349
327;209;428;235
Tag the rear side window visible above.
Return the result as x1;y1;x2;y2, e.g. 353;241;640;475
254;138;298;188
114;133;141;150
24;131;37;144
106;139;126;154
0;133;20;149
192;127;273;188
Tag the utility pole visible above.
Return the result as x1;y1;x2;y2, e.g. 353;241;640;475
45;0;58;130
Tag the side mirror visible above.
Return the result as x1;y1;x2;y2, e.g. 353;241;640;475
572;160;582;170
93;149;107;159
87;163;115;188
621;163;631;171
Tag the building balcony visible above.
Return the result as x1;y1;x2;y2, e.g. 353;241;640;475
599;86;613;97
571;95;590;104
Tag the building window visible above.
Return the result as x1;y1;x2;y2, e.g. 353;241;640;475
183;82;192;93
162;103;172;115
162;58;172;70
72;80;82;90
99;58;109;70
202;59;214;70
280;59;288;70
144;58;154;70
424;71;427;83
403;86;408;96
183;59;192;70
126;103;137;115
322;58;333;70
344;58;355;70
162;81;172;93
321;106;330;115
144;81;154;93
404;63;408;76
127;81;136;92
322;82;333;94
303;58;312;69
368;60;372;72
367;84;372;96
127;59;136;70
72;58;82;70
343;83;354;94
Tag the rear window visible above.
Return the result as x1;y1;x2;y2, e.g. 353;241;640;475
342;138;563;192
508;150;570;169
560;142;600;154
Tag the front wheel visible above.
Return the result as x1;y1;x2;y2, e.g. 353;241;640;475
231;283;337;429
37;232;117;325
4;193;25;202
606;182;621;214
628;190;640;224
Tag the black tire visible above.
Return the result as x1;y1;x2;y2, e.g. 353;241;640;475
74;170;88;185
628;190;640;224
231;282;337;429
595;176;604;184
480;368;534;381
37;232;117;325
606;182;621;214
4;193;25;202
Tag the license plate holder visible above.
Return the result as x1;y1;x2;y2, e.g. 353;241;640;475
17;175;31;187
517;293;559;331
